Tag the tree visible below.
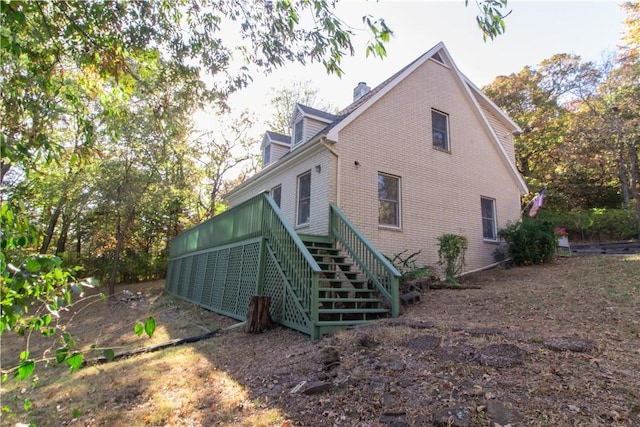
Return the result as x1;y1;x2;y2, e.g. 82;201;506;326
467;0;512;41
193;112;260;218
266;81;337;135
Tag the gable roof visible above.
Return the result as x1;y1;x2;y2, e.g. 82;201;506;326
298;104;340;122
227;42;528;199
324;41;527;193
265;131;291;145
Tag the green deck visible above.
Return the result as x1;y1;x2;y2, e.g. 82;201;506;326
165;192;400;340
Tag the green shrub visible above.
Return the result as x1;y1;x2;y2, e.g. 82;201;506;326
537;207;637;242
498;219;557;266
385;250;429;283
437;234;467;278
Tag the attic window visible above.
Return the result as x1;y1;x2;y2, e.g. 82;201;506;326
431;52;443;63
294;120;304;145
431;109;450;151
263;144;271;166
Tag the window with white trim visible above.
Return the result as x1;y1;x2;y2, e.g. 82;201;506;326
378;173;401;227
432;109;449;151
297;171;311;225
481;197;497;240
294;120;304;145
271;185;281;208
262;144;271;165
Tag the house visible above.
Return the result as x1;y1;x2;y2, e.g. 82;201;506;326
227;42;527;270
165;42;527;339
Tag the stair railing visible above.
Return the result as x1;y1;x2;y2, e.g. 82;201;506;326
167;192;322;338
261;195;322;337
328;204;401;317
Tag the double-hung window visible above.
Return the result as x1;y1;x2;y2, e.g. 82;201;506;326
378;173;401;228
294;120;304;145
262;144;271;166
481;197;497;240
432;109;449;151
297;172;311;225
271;185;282;208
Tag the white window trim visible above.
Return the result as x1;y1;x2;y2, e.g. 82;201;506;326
378;172;402;229
481;196;498;241
263;144;271;165
296;171;311;226
271;185;282;208
294;120;304;145
431;109;450;152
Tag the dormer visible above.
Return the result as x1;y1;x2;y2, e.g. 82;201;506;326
261;131;291;169
290;104;339;150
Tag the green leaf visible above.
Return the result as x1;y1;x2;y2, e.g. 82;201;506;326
42;327;56;337
15;360;35;380
25;258;42;272
65;352;83;372
19;350;29;360
23;397;32;411
144;316;156;338
134;322;144;337
72;408;80;419
103;348;115;361
55;348;69;363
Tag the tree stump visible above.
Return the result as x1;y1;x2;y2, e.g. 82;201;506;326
245;295;273;334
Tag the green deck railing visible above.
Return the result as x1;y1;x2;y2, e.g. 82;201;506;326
329;204;402;317
166;192;323;338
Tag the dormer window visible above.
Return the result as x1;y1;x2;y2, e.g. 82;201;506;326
263;144;271;165
294;120;304;145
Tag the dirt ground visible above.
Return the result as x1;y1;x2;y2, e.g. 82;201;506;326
1;254;639;427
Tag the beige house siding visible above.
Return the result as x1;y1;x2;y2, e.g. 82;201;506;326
227;147;334;236
303;117;329;143
480;105;518;168
332;59;521;271
270;143;290;165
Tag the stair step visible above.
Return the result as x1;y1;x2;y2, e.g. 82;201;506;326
312;254;346;263
315;320;381;327
318;308;389;315
317;261;352;269
318;297;382;303
319;278;367;285
318;269;358;277
318;287;375;293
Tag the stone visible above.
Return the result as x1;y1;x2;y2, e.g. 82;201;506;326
544;337;595;353
463;327;503;336
477;344;525;368
406;335;441;351
380;410;407;424
432;404;472;427
321;346;340;370
485;401;523;425
380;393;397;408
434;343;477;363
302;381;334;395
389;360;406;371
355;332;379;348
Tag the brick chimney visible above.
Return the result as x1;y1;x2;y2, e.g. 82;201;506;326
353;82;371;101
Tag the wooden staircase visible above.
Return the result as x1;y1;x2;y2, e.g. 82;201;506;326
302;236;390;334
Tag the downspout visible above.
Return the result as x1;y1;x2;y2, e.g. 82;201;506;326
322;139;341;207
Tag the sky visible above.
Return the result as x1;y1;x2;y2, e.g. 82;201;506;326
200;1;627;133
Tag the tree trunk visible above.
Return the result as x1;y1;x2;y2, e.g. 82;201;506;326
108;213;124;297
618;136;631;207
627;138;640;239
55;213;71;255
245;296;273;334
40;198;65;254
